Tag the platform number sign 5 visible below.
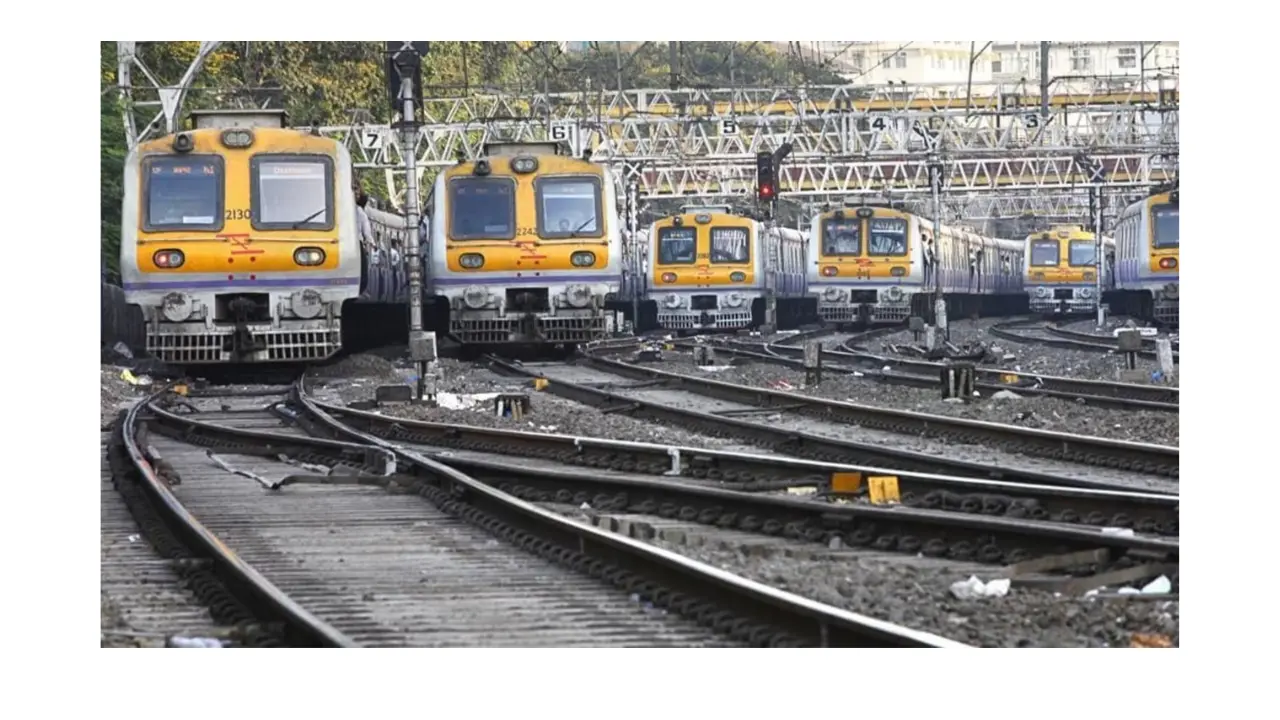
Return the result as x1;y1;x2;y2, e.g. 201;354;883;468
719;118;739;136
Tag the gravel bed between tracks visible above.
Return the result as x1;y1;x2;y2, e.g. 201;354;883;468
663;353;1179;446
544;502;1177;647
561;359;1175;493
101;364;146;427
865;317;1177;386
306;355;764;453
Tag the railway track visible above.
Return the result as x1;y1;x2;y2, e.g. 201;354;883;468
988;320;1180;364
304;393;1179;537
679;335;1178;411
109;382;964;647
540;348;1178;481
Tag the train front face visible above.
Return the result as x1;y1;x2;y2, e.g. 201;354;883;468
119;126;358;365
807;207;918;324
1143;191;1179;324
1024;226;1104;315
649;213;759;332
429;153;621;345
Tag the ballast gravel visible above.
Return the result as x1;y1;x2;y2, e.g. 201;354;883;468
866;316;1177;385
657;540;1178;648
305;355;761;452
101;364;145;427
659;352;1180;447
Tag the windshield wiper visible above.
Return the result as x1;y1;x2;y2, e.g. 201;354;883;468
568;216;597;238
290;208;327;229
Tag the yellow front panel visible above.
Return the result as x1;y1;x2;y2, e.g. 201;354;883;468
815;209;910;279
651;214;755;287
134;128;342;274
1146;193;1179;274
444;155;610;274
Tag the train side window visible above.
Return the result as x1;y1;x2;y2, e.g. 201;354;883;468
250;154;335;231
142;154;225;233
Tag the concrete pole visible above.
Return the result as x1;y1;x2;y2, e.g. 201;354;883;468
400;74;426;397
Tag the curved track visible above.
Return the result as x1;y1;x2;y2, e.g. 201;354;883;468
535;348;1178;482
109;382;965;648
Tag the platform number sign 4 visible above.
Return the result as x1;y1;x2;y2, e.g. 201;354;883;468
870;115;888;131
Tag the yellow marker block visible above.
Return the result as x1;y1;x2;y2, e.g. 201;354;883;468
868;476;901;505
533;377;550;391
120;369;139;385
662;343;674;350
830;471;863;494
172;384;189;396
1001;374;1019;384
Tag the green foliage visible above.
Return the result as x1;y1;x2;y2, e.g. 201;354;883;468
100;41;849;268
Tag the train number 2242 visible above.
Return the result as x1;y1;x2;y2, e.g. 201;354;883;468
225;208;250;220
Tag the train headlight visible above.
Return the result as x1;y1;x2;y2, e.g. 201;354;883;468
1035;287;1050;298
890;267;906;277
160;292;193;322
463;285;489;309
291;289;324;319
663;293;682;309
661;272;677;283
510;156;538;174
821;266;838;277
566;285;592;308
571;251;596;267
220;129;255;149
153;249;185;268
729;271;746;282
459;253;485;269
1079;287;1093;299
724;292;744;308
1159;257;1178;270
294;247;326;266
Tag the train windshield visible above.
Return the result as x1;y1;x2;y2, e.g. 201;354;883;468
821;219;861;255
449;177;516;240
867;217;908;256
1152;204;1179;249
144;156;223;231
537;177;602;238
1030;240;1060;266
710;227;750;264
252;156;333;230
1068;239;1097;266
657;227;696;264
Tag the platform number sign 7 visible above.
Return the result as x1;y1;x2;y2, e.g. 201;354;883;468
360;130;383;151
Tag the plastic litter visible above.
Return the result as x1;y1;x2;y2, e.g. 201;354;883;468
166;636;225;648
949;575;1011;600
1100;527;1136;537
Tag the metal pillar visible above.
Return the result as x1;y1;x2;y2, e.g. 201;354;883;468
1039;41;1050;120
1093;186;1105;328
929;153;946;338
625;174;640;333
397;69;429;399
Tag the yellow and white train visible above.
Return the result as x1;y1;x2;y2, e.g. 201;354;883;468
807;205;1026;326
1111;188;1179;326
119;109;400;365
421;142;626;346
638;207;814;333
1023;225;1114;316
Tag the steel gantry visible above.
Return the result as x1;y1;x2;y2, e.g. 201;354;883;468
313;80;1178;222
115;41;222;150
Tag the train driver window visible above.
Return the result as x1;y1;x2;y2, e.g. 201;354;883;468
250;155;334;231
822;219;861;255
537;176;603;239
143;155;224;232
868;217;908;256
657;226;697;265
449;177;516;240
1068;239;1097;267
710;227;750;263
1030;239;1059;266
1151;203;1179;248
